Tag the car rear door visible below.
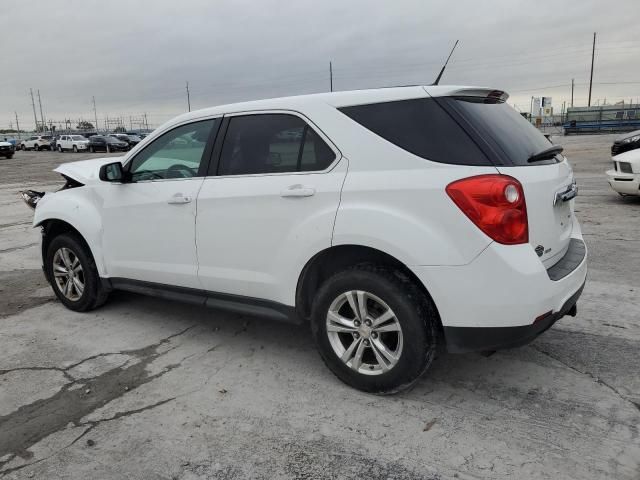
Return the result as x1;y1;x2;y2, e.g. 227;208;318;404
195;111;346;304
98;118;220;288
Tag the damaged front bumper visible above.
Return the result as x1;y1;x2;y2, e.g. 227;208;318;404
20;190;45;210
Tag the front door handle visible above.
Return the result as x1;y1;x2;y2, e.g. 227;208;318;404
280;184;315;198
168;193;192;204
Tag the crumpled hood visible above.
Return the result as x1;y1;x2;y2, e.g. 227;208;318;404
54;157;125;184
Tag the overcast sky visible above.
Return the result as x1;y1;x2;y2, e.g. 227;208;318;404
1;0;639;130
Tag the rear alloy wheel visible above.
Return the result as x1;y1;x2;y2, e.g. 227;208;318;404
58;145;63;152
73;145;78;153
45;233;109;311
311;265;438;394
89;146;94;153
326;291;403;375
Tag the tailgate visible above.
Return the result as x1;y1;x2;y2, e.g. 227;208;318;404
497;161;575;267
434;91;577;267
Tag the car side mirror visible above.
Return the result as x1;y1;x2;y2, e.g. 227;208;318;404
99;162;127;182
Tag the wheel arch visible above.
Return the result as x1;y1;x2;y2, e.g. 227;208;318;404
295;244;442;333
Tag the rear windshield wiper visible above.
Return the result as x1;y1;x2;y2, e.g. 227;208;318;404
528;145;564;163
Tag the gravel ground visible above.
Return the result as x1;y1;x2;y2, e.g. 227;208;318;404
0;138;639;479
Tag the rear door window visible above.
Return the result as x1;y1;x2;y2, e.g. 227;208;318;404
338;98;490;166
441;98;556;166
217;114;335;175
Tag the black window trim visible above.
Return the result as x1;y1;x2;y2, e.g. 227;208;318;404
122;116;222;183
206;109;341;178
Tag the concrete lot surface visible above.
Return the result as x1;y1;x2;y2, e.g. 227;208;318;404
0;138;639;479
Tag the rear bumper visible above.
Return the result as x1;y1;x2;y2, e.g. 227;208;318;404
606;169;640;195
411;224;587;353
443;280;584;352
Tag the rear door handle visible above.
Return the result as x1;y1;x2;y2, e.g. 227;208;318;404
168;193;192;204
280;184;315;198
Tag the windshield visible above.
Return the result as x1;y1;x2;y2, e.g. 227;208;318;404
70;135;86;140
128;135;141;141
105;137;121;143
443;98;556;166
41;136;53;140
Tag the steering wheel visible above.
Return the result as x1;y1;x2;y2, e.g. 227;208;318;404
166;163;195;179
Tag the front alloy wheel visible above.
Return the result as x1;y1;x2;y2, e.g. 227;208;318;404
52;247;84;301
326;290;403;375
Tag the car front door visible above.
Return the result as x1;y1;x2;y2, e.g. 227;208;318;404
196;112;346;304
98;118;220;288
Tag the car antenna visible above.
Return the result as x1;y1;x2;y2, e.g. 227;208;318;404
432;40;459;86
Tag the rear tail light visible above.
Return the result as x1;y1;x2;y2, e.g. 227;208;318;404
446;174;528;245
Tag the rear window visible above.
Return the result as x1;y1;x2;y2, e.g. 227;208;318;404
338;98;490;166
442;98;555;166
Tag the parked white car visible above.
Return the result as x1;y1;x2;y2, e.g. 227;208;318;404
57;135;89;153
21;135;53;151
606;149;640;196
20;85;587;393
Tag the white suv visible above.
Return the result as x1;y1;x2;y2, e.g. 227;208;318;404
21;135;53;151
57;135;89;153
22;86;587;393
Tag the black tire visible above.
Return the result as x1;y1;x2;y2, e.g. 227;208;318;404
310;265;438;394
58;145;63;152
21;144;26;151
6;154;13;159
106;145;111;153
89;146;94;153
34;144;40;151
45;233;109;312
73;145;78;153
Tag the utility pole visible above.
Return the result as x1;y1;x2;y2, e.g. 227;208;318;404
37;90;45;132
143;113;149;131
530;96;534;120
92;96;99;132
186;81;191;112
14;112;21;140
571;78;574;107
329;61;333;92
30;89;39;131
588;32;596;107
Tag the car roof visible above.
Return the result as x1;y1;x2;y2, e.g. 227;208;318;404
160;85;501;128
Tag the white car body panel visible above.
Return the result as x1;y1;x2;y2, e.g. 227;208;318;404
196;158;348;304
97;179;204;288
496;160;575;268
54;157;123;185
31;85;586;334
607;149;640;196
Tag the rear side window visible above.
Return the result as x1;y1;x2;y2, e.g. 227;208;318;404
218;114;335;175
442;98;555;166
338;98;490;166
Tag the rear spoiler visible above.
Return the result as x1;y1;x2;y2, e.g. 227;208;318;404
424;87;509;103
